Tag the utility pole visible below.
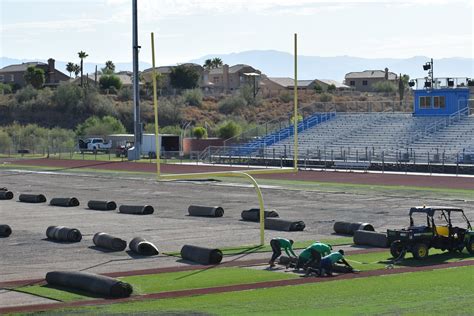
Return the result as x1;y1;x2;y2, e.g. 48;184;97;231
129;0;142;160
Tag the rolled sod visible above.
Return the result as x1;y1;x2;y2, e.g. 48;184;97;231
241;208;279;222
87;200;117;211
188;205;224;217
264;218;306;231
50;197;80;207
180;245;223;265
93;232;127;251
46;271;133;298
18;194;47;203
129;237;159;256
46;226;82;242
0;224;12;237
353;230;388;248
333;221;375;235
0;191;14;200
118;205;154;215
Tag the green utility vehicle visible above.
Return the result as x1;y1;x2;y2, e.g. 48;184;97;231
387;206;474;260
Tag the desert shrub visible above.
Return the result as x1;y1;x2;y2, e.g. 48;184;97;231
183;89;203;107
279;91;292;103
193;126;207;139
218;96;247;114
160;125;182;135
320;93;333;102
372;81;397;93
53;83;82;112
217;120;242;139
158;98;184;127
118;87;133;101
15;85;38;103
76;115;126;137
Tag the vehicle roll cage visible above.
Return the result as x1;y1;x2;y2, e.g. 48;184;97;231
409;207;472;230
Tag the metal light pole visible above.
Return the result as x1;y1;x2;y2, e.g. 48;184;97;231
128;0;142;160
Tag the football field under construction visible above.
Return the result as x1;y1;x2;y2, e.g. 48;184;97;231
1;160;473;314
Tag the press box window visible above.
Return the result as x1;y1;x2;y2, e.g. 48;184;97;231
420;96;431;109
433;96;445;109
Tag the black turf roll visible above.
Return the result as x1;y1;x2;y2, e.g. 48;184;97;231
118;205;154;215
50;197;80;207
46;271;133;298
188;205;224;217
180;245;223;265
87;200;117;211
18;194;47;203
93;232;127;251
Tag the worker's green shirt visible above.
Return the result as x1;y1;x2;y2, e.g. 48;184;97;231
274;238;297;257
299;243;332;261
323;252;344;264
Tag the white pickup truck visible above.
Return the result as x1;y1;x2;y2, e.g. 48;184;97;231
78;138;113;154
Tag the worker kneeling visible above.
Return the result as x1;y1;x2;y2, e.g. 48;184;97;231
269;237;297;267
296;242;332;271
319;249;353;276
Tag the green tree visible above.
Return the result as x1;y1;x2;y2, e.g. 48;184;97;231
24;66;45;89
78;50;89;87
203;59;213;70
66;62;75;78
76;115;126;137
327;84;336;93
0;130;12;151
0;83;12;94
73;64;81;77
169;64;199;90
217;120;241;139
313;83;323;94
211;57;223;69
193;126;207;139
102;60;115;74
99;74;123;91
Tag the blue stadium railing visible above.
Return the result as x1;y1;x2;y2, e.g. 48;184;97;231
228;111;336;156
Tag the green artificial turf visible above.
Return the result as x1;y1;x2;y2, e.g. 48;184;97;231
16;267;297;302
34;265;474;315
17;249;473;304
163;237;354;257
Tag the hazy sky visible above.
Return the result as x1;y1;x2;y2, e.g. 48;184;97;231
1;0;473;65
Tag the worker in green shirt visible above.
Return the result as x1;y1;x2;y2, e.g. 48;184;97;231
296;242;332;270
269;237;297;267
319;250;353;276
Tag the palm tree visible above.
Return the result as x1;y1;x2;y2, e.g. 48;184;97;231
203;59;213;70
78;51;89;86
73;64;81;78
211;57;223;69
104;60;115;74
66;62;75;78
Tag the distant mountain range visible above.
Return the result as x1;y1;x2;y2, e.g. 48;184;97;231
189;50;473;81
2;51;473;81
